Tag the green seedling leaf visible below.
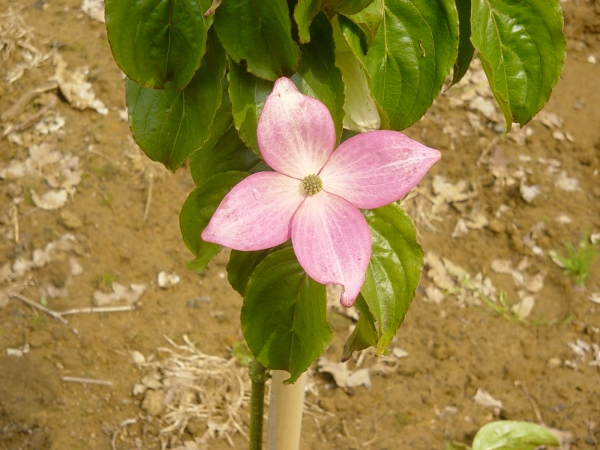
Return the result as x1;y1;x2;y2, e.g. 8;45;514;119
551;236;597;286
228;61;275;157
231;341;255;367
365;0;459;130
471;420;559;450
105;0;213;89
362;204;423;354
471;0;566;129
342;294;378;361
180;171;248;272
451;0;475;86
294;0;325;43
189;125;262;187
241;247;332;383
214;0;298;80
292;12;345;142
326;0;376;15
126;30;226;170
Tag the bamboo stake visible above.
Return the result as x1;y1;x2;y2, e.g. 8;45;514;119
265;370;307;450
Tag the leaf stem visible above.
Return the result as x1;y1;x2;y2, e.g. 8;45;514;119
249;360;268;450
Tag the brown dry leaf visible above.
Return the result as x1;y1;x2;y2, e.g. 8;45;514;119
30;189;68;210
317;358;371;389
93;283;147;306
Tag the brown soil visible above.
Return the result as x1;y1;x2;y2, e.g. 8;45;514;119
1;1;599;449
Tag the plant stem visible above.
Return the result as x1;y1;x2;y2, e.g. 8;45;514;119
249;360;268;450
265;370;307;450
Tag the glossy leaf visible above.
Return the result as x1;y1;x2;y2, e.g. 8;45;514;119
341;294;377;361
227;242;291;296
333;16;381;131
451;0;475;86
292;13;345;142
362;204;423;354
471;0;566;129
228;61;274;157
241;247;331;383
472;421;559;450
180;171;248;272
343;0;383;47
126;30;227;170
105;0;213;89
213;0;298;80
326;0;376;15
365;0;459;130
189;126;262;186
294;0;325;43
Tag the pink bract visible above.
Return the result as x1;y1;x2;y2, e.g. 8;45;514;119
202;78;440;307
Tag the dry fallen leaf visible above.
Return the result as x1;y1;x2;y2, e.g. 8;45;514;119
30;189;68;210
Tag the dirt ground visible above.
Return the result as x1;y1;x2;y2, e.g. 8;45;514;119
0;1;599;449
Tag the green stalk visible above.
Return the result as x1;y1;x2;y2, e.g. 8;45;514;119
249;360;268;450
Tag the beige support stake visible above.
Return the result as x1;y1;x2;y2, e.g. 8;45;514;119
265;370;307;450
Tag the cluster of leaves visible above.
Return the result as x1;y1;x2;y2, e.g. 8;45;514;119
553;235;597;286
105;0;566;381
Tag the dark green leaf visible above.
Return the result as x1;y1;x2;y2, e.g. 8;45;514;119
126;30;227;170
242;247;331;383
180;171;248;272
227;249;273;296
471;0;566;129
362;204;423;354
292;13;345;142
341;294;377;361
214;0;298;80
365;0;459;130
472;421;559;450
451;0;475;86
326;0;376;15
189;126;262;186
228;61;274;157
105;0;213;89
294;0;325;43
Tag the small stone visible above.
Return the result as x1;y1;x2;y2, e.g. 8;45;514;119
59;210;83;230
141;389;164;416
488;219;505;234
547;357;562;369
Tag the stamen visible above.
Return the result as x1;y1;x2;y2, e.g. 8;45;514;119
302;174;323;195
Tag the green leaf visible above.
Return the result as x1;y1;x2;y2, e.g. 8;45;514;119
105;0;213;89
471;0;566;129
179;171;248;272
242;247;332;383
126;30;227;170
362;204;423;355
189;125;262;186
341;294;378;361
227;249;274;296
291;13;345;142
472;421;559;450
326;0;376;15
333;16;382;131
365;0;459;130
343;0;383;47
451;0;475;86
228;61;275;157
214;0;298;80
294;0;325;43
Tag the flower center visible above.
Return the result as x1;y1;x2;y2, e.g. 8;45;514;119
302;174;323;195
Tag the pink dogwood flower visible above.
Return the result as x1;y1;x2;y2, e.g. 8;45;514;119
202;78;440;307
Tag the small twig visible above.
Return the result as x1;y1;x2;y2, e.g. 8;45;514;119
61;376;113;386
60;305;135;316
91;184;114;210
1;96;57;140
143;173;154;221
10;292;69;325
10;204;19;244
1;81;58;122
514;380;545;425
